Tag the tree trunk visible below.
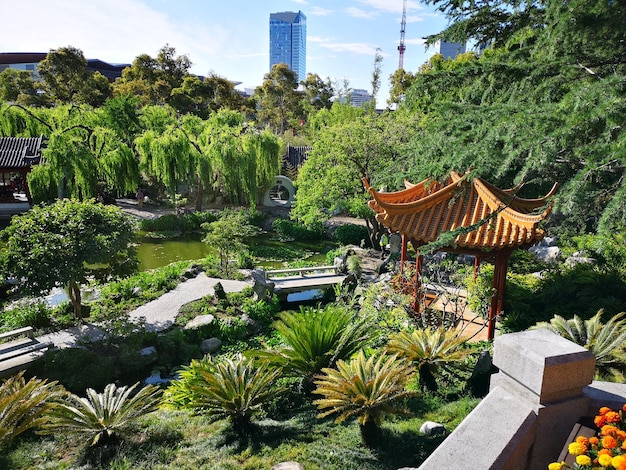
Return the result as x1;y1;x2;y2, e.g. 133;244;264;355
195;178;204;212
359;418;382;448
67;280;82;320
419;363;438;393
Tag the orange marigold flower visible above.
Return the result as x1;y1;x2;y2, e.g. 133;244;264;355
590;437;600;446
603;435;618;449
577;436;590;446
622;403;626;412
600;407;612;416
602;425;619;436
596;415;608;427
606;411;622;423
598;448;613;457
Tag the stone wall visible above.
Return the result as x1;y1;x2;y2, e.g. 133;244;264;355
416;329;626;470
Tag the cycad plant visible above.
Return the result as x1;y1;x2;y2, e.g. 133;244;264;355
0;372;63;448
163;353;282;432
254;304;377;389
313;350;417;448
387;327;468;393
42;382;162;446
533;310;626;380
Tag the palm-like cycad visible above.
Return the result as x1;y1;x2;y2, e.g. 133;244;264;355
313;350;417;448
164;353;282;431
387;327;468;392
534;310;626;380
0;372;63;448
42;382;162;446
255;304;376;387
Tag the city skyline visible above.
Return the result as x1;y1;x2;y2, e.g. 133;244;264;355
1;0;454;105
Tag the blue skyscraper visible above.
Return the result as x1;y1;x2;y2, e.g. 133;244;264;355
438;41;466;59
269;11;306;82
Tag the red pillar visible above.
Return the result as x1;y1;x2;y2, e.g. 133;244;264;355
488;249;511;340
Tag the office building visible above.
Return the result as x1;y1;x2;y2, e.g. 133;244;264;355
269;11;306;82
438;41;466;59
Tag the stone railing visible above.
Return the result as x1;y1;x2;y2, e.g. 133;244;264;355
416;329;626;470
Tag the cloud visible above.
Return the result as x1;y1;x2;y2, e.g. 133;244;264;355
318;42;381;55
309;6;333;16
345;7;379;20
309;35;335;43
355;0;425;14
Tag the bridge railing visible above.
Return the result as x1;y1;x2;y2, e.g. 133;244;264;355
264;265;338;281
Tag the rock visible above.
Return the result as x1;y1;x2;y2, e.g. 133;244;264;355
139;346;157;357
250;269;274;301
468;350;495;397
241;313;260;336
200;337;222;354
184;314;216;330
530;245;561;263
131;286;142;297
565;252;597;268
419;421;447;436
271;462;304;470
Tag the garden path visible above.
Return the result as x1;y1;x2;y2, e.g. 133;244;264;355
36;273;251;349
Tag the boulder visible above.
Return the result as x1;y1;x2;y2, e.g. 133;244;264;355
241;313;260;336
565;251;597;268
271;463;304;470
184;314;216;330
200;337;222;354
419;421;447;436
530;245;561;263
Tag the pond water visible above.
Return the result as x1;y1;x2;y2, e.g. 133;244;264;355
136;232;336;271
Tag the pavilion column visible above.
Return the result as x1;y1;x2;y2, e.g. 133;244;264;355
22;170;32;205
400;234;407;273
412;253;424;313
488;248;512;340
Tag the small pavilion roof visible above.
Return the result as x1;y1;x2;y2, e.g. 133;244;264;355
0;136;44;169
364;172;557;251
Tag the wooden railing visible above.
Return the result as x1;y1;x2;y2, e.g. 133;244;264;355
264;265;338;280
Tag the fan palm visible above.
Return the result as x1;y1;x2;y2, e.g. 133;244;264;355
0;372;63;448
313;350;417;448
386;327;468;392
165;353;282;431
534;310;626;380
254;304;377;388
42;382;162;446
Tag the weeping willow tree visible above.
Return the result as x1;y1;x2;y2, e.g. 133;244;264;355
1;103;141;202
200;109;281;205
135;127;196;205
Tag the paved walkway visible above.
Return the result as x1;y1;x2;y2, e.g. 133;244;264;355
37;273;251;349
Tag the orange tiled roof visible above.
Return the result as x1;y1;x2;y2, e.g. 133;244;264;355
364;172;557;251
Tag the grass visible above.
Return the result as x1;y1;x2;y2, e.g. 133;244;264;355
2;396;478;469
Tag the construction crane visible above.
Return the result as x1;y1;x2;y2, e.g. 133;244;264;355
397;0;407;70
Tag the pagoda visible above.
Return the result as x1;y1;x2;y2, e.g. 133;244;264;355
364;172;557;339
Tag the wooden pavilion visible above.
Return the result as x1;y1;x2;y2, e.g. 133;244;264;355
364;172;558;340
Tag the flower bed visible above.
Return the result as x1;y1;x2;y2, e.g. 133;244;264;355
550;405;626;469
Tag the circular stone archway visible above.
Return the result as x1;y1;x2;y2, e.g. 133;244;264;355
263;175;295;208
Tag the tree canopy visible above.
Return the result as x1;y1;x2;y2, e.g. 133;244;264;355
0;199;137;318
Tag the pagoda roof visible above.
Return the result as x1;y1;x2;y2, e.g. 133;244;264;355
0;136;44;169
364;172;557;252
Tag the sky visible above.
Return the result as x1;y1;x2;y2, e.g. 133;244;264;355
1;0;455;105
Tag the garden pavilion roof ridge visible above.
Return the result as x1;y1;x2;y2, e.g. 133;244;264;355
362;172;558;251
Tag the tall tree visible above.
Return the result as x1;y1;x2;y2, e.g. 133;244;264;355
38;46;112;106
292;105;419;247
113;45;191;107
255;63;304;134
0;68;48;106
301;73;335;112
0;199;137;319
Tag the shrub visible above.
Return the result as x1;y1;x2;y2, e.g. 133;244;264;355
313;350;418;448
0;372;64;448
272;219;325;241
42;382;162;446
254;304;378;388
163;354;283;432
333;224;370;247
1;299;52;331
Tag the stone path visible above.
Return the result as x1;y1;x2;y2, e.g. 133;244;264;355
37;273;251;349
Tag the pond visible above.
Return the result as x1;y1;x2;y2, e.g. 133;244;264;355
136;232;337;271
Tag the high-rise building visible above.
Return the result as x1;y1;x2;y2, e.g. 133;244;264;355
438;41;466;59
269;11;306;82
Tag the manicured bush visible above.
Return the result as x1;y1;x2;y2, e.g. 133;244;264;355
272;218;325;241
333;224;370;247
